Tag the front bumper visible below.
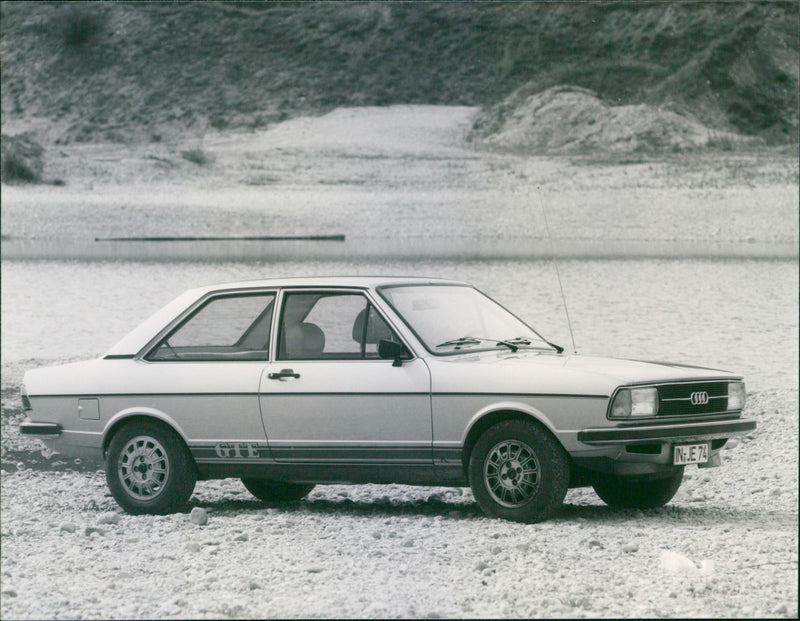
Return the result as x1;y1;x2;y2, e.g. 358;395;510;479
568;417;756;479
577;418;756;445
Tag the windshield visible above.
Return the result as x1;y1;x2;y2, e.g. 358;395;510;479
378;284;556;355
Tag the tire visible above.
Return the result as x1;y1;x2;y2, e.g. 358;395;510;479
468;419;570;523
592;468;684;509
105;420;197;515
241;478;315;502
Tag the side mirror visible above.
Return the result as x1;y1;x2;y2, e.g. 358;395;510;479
378;339;408;367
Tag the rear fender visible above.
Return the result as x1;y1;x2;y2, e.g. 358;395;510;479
102;407;190;456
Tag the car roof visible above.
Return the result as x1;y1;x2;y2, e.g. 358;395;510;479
192;275;466;293
104;276;468;357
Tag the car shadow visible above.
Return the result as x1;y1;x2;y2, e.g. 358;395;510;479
191;494;486;520
190;495;791;528
558;501;795;529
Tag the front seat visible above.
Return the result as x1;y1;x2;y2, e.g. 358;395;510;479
284;322;325;359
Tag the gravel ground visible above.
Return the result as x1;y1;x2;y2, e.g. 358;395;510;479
1;389;796;619
1;106;797;618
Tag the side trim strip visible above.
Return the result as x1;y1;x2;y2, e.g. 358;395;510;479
433;393;609;399
30;391;609;399
30;392;261;399
269;446;432;462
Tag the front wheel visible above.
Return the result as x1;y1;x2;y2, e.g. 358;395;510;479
105;420;197;515
468;419;570;523
241;478;315;502
592;468;684;508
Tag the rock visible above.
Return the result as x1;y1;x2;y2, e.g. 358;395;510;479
699;559;715;576
725;439;739;450
587;540;604;549
660;550;698;573
85;527;106;537
189;508;208;526
622;543;639;554
234;533;249;542
401;539;414;548
185;543;201;553
475;561;489;571
59;522;77;533
774;603;788;614
97;512;120;525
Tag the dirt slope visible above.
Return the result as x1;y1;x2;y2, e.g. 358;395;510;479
468;85;761;153
1;1;797;145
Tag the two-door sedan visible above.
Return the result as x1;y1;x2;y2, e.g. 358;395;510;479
20;277;755;522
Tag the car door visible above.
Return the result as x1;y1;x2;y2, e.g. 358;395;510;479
141;290;276;466
259;289;433;466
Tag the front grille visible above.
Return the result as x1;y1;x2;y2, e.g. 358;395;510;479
657;382;728;416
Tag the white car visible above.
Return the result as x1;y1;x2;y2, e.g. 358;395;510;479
20;277;755;522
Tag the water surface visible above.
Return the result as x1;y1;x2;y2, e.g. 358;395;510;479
3;257;796;392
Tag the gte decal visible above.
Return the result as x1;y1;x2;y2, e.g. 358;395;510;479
214;442;266;458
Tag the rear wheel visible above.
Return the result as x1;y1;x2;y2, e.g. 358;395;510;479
105;420;197;515
241;478;315;502
468;419;569;523
592;468;684;508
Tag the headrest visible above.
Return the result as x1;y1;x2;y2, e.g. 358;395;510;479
352;308;392;344
284;322;325;358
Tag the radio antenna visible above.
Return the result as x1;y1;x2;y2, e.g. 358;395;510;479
536;186;577;354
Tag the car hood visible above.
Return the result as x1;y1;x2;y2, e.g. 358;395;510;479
426;350;739;396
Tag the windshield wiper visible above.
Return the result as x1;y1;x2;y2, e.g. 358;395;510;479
507;335;564;354
435;336;483;349
435;336;521;353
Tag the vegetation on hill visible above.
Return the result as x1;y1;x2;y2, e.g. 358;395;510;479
1;1;797;146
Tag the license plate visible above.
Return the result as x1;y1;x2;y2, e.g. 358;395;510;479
673;443;709;465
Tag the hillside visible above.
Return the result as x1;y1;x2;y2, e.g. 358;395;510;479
1;1;798;146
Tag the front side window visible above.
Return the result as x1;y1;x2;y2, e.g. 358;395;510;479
147;292;275;361
278;291;400;360
379;284;553;355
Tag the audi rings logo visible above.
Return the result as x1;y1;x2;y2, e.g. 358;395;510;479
690;391;709;405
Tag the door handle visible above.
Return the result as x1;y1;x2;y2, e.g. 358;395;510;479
268;369;300;380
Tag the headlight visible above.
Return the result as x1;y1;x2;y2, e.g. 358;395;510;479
728;381;746;411
610;387;659;418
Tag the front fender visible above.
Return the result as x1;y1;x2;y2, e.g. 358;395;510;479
461;399;560;445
